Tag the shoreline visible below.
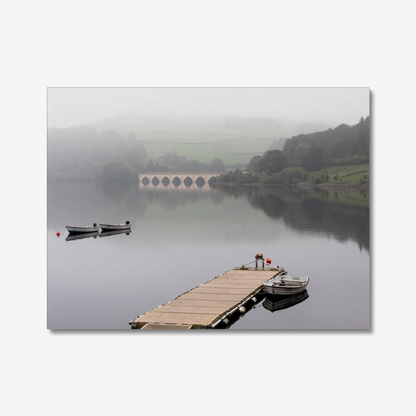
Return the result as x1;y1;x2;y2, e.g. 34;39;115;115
211;181;370;190
297;181;370;190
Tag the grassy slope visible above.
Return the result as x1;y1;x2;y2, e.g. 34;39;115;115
89;120;368;176
307;163;370;184
94;122;281;165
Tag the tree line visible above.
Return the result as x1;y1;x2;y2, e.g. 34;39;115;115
48;127;148;181
48;127;228;181
143;152;226;173
210;117;369;185
278;116;369;169
48;117;369;183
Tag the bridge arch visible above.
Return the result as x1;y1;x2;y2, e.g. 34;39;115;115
195;177;205;187
138;172;225;190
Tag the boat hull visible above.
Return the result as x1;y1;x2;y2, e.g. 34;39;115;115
66;226;99;234
264;285;308;295
263;275;309;295
99;223;131;231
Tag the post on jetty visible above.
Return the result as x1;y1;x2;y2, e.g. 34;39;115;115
129;254;284;329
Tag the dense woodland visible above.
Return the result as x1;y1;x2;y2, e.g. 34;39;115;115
48;126;227;181
274;116;369;168
48;127;147;181
210;117;370;185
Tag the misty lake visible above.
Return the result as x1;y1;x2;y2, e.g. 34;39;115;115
47;180;370;330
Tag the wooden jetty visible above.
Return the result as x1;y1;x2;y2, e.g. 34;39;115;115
130;254;284;329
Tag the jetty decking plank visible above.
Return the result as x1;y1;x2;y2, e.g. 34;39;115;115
212;276;271;281
136;311;219;326
176;292;246;302
203;282;261;288
157;304;227;315
184;286;255;295
141;323;192;330
170;299;240;308
131;268;281;329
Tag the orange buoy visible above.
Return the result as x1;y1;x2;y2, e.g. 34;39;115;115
266;258;271;264
56;231;60;237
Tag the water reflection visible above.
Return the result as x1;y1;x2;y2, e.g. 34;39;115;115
99;229;131;238
213;185;369;251
214;293;266;329
214;290;310;329
66;232;99;241
99;181;137;200
263;291;309;312
134;183;225;210
49;181;369;251
48;180;370;329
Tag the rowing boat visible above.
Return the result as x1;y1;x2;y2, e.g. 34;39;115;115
99;221;131;231
66;223;99;234
263;272;309;295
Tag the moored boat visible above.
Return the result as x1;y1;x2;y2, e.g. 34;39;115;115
99;221;131;231
66;223;99;234
263;272;309;295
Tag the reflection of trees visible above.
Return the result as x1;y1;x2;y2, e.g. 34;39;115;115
214;185;369;252
48;182;227;232
284;197;369;251
214;185;255;199
299;197;324;223
48;180;149;231
100;181;137;201
210;190;225;205
247;190;287;219
50;181;369;253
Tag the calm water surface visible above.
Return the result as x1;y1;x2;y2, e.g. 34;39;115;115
47;181;370;330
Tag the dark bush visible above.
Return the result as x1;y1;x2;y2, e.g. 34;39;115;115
277;168;303;184
101;161;136;182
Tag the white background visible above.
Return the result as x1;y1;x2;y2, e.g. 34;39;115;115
2;1;414;415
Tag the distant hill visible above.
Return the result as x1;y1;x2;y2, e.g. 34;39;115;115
50;113;354;178
223;116;281;130
295;123;332;134
70;115;287;165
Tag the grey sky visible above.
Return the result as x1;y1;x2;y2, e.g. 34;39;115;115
48;87;369;129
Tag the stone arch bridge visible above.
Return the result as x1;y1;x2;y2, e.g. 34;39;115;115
138;172;224;190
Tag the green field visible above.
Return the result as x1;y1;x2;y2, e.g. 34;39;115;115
143;139;277;164
117;125;282;165
307;163;370;184
143;142;244;164
88;118;297;166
